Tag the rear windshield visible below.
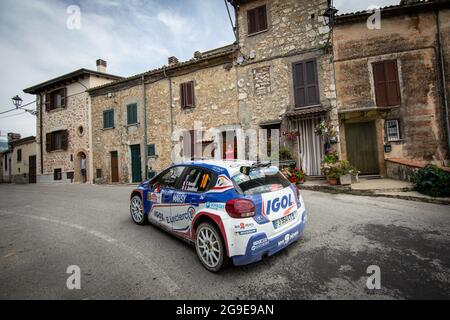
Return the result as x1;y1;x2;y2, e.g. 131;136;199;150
232;166;291;195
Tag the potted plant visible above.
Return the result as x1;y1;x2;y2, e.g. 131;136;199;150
338;160;354;186
281;167;305;184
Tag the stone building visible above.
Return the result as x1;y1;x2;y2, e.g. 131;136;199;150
88;46;238;184
230;0;338;176
9;136;37;184
23;61;122;183
333;0;450;179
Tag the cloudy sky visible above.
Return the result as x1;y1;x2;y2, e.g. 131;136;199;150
0;0;398;138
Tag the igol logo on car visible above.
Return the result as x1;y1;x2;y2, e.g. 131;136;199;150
266;194;294;215
167;206;196;224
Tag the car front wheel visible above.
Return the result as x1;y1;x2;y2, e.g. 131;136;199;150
196;222;228;272
130;195;147;225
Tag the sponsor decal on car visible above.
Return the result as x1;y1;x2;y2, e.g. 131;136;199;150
173;192;187;203
153;210;164;222
234;222;255;230
266;194;294;215
251;238;269;251
167;206;196;224
277;231;299;247
205;202;226;210
149;192;161;204
236;229;257;236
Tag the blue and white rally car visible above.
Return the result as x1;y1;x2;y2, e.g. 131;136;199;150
130;160;307;272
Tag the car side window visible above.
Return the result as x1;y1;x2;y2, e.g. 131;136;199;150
180;167;212;193
155;166;185;189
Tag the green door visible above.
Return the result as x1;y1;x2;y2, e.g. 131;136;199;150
130;145;142;183
345;121;379;175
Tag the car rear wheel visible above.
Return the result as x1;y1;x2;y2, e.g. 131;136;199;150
130;195;147;225
196;222;228;272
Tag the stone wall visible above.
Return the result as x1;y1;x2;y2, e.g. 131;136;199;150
91;62;238;183
334;10;449;166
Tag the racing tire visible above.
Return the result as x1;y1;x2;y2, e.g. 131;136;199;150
130;195;148;225
196;222;229;273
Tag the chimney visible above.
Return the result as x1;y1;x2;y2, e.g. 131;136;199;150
7;133;21;143
168;56;179;66
96;59;107;73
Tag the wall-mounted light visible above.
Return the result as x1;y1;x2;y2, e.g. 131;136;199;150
322;6;339;26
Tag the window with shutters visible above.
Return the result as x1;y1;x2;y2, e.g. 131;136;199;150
46;130;69;152
247;5;268;35
127;103;138;125
45;88;67;112
147;144;157;158
372;60;401;107
180;81;195;109
17;149;22;162
54;169;62;181
103;109;115;129
293;59;320;108
386;119;401;142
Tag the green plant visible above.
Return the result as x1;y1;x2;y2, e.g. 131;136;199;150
412;165;450;198
279;147;294;161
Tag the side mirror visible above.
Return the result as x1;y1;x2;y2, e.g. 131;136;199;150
240;166;251;176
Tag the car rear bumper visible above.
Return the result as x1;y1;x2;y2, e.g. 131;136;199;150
231;211;307;266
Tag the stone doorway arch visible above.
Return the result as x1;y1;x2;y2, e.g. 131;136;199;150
74;150;89;183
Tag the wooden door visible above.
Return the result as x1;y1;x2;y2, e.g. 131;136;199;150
130;145;142;183
345;122;379;175
110;151;119;183
29;156;37;184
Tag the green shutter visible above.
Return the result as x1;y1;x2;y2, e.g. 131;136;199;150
127;104;137;125
109;110;114;128
147;144;156;157
103;111;108;128
103;110;114;129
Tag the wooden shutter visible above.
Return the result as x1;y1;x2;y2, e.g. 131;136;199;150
385;61;401;106
247;8;257;35
45;93;51;112
181;82;195;108
373;62;388;107
247;5;267;35
293;59;319;108
373;60;401;107
60;88;67;109
109;110;114;127
257;6;268;32
46;133;52;152
62;130;69;151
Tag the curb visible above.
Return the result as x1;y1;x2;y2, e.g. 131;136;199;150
299;185;450;205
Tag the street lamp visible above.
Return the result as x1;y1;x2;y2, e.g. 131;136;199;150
322;6;339;26
12;95;23;109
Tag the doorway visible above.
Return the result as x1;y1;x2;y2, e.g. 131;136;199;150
29;155;37;184
111;151;119;183
74;151;88;183
297;117;324;176
130;145;142;183
345;121;379;175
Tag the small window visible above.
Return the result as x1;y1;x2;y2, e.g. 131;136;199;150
154;166;185;189
180;81;195;109
247;5;268;35
103;109;115;129
386;119;401;142
17;149;22;162
96;169;103;179
78;126;84;136
66;172;74;180
180;167;212;193
127;104;138;125
46;130;68;152
45;88;67;111
54;169;62;181
147;144;156;157
373;60;401;107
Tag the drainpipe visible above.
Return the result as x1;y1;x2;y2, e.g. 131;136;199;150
436;10;450;156
142;75;148;180
163;67;174;149
39;93;44;175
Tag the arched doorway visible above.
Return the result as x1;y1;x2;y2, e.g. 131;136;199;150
74;151;89;183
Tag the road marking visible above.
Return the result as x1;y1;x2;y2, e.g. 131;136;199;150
0;210;180;295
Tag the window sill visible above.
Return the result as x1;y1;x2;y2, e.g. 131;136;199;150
127;123;140;128
102;127;115;131
387;139;404;143
47;107;66;114
248;28;269;37
294;104;322;110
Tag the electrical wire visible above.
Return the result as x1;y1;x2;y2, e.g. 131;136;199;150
0;110;31;120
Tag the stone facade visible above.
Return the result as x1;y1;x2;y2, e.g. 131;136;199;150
24;69;122;184
234;0;338;175
333;3;450;177
90;49;238;184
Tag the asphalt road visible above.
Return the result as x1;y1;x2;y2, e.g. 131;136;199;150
0;183;449;300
